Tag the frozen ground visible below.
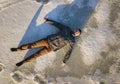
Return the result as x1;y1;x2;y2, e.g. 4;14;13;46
0;0;120;84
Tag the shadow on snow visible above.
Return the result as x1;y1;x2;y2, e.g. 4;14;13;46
18;0;99;59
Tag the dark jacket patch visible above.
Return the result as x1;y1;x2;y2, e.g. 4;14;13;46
47;34;69;51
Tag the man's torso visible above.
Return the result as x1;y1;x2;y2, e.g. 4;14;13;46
47;29;75;51
46;19;75;51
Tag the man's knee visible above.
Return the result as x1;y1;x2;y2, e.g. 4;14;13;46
44;47;52;52
39;47;52;55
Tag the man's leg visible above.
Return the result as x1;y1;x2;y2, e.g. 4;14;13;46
11;39;49;51
16;47;52;66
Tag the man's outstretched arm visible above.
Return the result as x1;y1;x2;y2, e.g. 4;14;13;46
44;18;69;31
62;44;74;67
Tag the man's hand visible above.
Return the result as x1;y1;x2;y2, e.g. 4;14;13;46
44;18;48;22
61;62;66;67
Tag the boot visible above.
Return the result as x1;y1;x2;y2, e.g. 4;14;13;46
16;61;24;67
10;48;18;52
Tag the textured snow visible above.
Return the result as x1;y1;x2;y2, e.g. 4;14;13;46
0;0;120;84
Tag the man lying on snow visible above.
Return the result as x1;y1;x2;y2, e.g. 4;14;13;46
10;18;81;67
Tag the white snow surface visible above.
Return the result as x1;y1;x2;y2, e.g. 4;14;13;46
0;0;120;84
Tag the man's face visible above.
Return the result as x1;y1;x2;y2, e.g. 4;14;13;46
72;30;81;37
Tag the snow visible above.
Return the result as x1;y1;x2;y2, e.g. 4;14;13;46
0;0;120;84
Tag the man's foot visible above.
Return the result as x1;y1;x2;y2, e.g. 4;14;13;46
36;0;50;4
10;48;18;52
16;61;24;67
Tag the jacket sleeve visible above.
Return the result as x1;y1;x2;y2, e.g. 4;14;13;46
63;44;74;63
45;19;68;31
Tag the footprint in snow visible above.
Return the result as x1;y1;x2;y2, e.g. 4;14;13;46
34;74;47;84
11;71;23;82
0;63;5;72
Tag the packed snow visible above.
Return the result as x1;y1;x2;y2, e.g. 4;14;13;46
0;0;120;84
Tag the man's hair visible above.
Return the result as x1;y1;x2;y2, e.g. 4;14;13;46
73;29;81;33
78;29;81;33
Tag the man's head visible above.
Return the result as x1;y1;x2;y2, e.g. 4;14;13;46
72;29;81;37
